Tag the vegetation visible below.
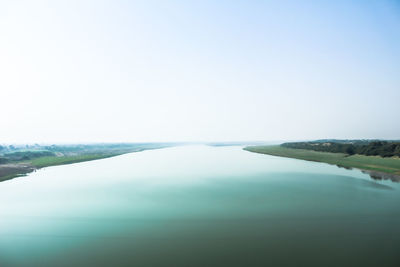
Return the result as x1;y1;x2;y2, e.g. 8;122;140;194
281;140;400;157
0;151;55;164
244;145;400;179
30;153;120;168
0;143;173;182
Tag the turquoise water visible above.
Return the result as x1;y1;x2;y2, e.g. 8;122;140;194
0;146;399;266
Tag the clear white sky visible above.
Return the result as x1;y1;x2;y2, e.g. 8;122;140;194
1;0;399;143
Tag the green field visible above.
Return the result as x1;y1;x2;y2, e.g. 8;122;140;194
0;143;173;182
0;154;124;182
244;145;400;176
30;153;120;168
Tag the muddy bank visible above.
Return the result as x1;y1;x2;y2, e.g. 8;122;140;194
0;163;36;182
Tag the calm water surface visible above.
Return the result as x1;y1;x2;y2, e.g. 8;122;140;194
0;146;399;266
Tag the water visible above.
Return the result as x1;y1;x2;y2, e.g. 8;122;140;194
0;146;399;266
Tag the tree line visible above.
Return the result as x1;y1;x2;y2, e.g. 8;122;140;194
281;141;400;157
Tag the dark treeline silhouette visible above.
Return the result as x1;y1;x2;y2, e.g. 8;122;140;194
282;140;400;157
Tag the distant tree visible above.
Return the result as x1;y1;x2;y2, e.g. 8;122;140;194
345;146;355;155
281;140;400;158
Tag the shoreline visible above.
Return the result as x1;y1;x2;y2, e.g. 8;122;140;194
244;145;400;182
0;145;170;183
360;170;400;183
0;153;126;183
0;163;36;182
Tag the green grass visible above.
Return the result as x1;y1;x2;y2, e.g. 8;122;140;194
0;143;173;183
30;153;120;168
244;145;400;175
0;173;27;182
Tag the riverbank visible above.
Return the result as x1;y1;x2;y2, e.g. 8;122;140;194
0;153;138;182
0;143;173;182
244;145;400;182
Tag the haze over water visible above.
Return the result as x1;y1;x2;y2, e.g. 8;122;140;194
0;146;399;266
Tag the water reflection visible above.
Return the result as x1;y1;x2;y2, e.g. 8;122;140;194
335;164;399;183
361;170;400;183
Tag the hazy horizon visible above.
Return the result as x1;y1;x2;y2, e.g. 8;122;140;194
1;139;400;146
1;0;399;143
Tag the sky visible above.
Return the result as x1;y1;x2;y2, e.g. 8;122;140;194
1;0;399;143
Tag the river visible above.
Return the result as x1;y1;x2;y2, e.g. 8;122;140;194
0;145;399;266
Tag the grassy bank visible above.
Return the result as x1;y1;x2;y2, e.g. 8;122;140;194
244;145;400;178
0;143;173;182
0;154;125;182
30;153;121;168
